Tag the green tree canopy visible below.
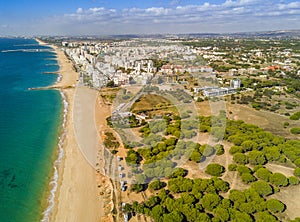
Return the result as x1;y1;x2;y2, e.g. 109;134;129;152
289;176;300;185
247;150;267;165
251;181;273;196
213;207;230;222
201;193;222;211
229;190;246;204
256;211;278;222
291;127;300;135
145;195;161;208
256;168;272;182
168;167;188;179
162;210;184;222
233;153;249;165
228;163;237;171
270;173;289;187
189;150;203;163
241;140;259;152
266;199;285;213
206;163;225;177
237;165;252;175
229;146;243;154
201;145;215;157
131;183;144;193
241;173;257;184
215;144;225;155
151;205;166;221
230;209;253;222
149;180;166;191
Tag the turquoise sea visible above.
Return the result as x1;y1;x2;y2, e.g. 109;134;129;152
0;38;62;222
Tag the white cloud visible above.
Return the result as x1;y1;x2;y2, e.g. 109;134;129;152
278;1;300;10
3;0;300;35
76;8;83;14
145;7;170;16
223;0;258;7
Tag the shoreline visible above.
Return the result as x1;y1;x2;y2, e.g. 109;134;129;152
35;38;105;222
35;38;74;222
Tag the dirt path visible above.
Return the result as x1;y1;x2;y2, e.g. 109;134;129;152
266;163;295;177
272;185;300;221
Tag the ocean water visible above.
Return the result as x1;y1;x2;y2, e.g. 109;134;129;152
0;38;62;222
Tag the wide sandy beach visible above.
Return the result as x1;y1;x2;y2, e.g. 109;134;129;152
36;39;107;222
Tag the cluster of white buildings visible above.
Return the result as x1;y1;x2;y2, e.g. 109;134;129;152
62;39;205;88
195;43;300;77
194;79;241;97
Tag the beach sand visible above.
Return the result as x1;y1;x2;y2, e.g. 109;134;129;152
36;39;107;222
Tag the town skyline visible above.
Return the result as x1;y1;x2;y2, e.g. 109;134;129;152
1;0;300;36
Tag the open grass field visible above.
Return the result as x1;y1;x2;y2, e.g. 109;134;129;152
131;94;171;110
130;94;179;116
196;100;300;139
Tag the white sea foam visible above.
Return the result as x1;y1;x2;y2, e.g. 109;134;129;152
40;90;68;222
56;75;62;83
1;49;53;53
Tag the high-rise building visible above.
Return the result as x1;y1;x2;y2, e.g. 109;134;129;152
230;79;241;89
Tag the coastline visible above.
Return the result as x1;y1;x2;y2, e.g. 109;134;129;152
35;39;104;222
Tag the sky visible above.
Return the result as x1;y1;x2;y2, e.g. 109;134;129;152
0;0;300;36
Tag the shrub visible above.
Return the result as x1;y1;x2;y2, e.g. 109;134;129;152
241;140;258;151
291;128;300;134
251;181;273;196
215;144;225;155
294;167;300;177
233;153;249;165
229;190;246;204
201;145;215;157
294;158;300;167
109;148;117;153
230;209;253;222
236;165;252;175
288;176;300;185
189;150;203;163
201;193;222;211
290;111;300;120
241;173;257;184
253;165;264;172
149;180;166;191
256;168;272;182
168;168;188;178
206;163;225;177
247;150;267;165
256;211;278;222
266;199;285;213
213;207;230;221
228;164;237;171
229;146;243;154
270;173;289;187
131;183;144;193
